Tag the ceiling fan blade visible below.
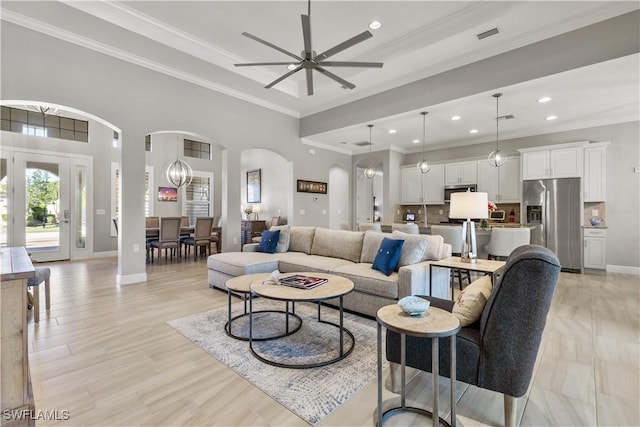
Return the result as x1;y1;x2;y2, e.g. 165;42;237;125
301;14;312;59
234;62;296;67
317;61;384;68
241;32;303;62
315;31;373;61
315;66;356;90
306;68;314;96
264;65;302;89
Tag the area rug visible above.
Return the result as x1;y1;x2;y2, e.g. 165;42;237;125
167;300;386;425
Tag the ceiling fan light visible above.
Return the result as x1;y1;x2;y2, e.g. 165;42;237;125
368;20;382;30
488;150;508;167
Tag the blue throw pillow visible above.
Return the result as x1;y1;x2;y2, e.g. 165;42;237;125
258;229;281;254
372;238;404;276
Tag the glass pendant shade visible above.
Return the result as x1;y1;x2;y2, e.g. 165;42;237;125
417;111;430;174
488;93;508;167
364;124;375;179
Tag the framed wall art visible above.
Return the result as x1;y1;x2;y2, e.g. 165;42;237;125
158;186;178;202
297;179;327;194
247;169;261;203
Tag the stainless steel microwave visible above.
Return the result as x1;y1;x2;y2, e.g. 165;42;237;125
444;184;477;202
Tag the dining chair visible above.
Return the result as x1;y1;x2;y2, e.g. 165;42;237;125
391;223;419;234
149;217;182;263
210;216;222;254
145;216;159;228
251;216;281;243
358;222;382;232
182;217;215;261
430;225;471;289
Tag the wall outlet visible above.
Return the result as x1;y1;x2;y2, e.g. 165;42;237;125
133;244;140;253
299;209;306;215
439;209;443;215
396;209;400;215
418;209;422;214
322;209;327;215
634;167;640;173
96;209;106;215
233;237;238;245
592;209;599;217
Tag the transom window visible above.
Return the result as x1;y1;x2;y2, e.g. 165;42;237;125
184;139;210;160
1;106;89;142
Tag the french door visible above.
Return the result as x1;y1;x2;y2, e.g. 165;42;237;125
9;151;71;261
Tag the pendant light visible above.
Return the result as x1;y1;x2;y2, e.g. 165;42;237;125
416;111;430;174
364;124;376;179
488;93;508;167
166;134;193;188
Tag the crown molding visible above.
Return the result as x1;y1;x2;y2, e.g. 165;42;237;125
1;9;299;118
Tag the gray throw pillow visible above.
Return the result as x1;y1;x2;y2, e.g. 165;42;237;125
391;230;428;268
270;225;290;253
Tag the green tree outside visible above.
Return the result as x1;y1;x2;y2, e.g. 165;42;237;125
26;169;59;227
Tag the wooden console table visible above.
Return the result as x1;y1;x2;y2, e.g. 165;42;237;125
1;247;36;426
241;220;266;245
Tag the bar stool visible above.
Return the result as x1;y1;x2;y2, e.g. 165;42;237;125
430;225;471;290
27;267;51;323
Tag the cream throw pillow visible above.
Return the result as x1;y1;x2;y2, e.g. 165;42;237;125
452;275;493;326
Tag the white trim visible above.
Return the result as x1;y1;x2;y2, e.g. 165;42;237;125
117;272;148;286
93;251;117;258
2;10;299;118
606;265;640;275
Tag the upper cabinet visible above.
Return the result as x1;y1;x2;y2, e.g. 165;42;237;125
445;161;477;186
520;142;587;180
477;157;520;203
583;142;609;202
400;163;445;205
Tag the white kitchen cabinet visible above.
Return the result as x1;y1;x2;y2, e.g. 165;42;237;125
583;142;608;202
445;161;477;186
424;163;445;204
584;228;606;269
520;142;586;180
477;157;520;202
401;163;445;205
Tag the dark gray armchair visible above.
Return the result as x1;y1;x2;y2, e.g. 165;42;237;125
385;245;561;426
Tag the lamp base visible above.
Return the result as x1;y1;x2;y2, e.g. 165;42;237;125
460;256;477;264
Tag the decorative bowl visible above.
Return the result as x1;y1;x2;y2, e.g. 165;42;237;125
398;296;430;316
589;217;601;226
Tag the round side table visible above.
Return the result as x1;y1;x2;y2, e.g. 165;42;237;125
376;304;461;427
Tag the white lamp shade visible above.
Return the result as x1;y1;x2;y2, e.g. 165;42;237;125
449;192;489;220
253;204;261;213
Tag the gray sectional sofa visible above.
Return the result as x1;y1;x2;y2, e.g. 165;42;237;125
207;226;452;318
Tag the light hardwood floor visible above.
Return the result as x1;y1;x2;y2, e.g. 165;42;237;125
25;257;639;426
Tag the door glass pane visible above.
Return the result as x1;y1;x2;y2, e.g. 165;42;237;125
75;165;86;249
0;158;7;247
185;176;210;225
25;162;60;251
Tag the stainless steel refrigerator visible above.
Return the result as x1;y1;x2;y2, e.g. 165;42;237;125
522;178;582;272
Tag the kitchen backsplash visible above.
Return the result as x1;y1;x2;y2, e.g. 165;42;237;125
394;203;521;225
584;201;606;226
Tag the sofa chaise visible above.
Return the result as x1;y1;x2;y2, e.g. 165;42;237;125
207;226;452;318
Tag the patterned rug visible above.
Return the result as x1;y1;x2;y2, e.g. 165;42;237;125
167;300;385;425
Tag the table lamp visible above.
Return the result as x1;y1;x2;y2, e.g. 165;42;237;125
449;191;489;263
253;204;261;220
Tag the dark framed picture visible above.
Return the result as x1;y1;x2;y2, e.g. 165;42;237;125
297;179;327;194
158;186;178;202
247;169;261;203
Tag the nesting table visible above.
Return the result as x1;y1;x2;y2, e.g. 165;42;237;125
376;304;461;427
429;257;506;300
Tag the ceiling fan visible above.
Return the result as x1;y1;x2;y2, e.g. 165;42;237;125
234;0;383;95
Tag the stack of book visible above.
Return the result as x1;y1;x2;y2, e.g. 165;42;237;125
279;275;327;289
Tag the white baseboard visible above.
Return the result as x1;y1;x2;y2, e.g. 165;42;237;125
94;250;118;258
117;272;147;285
606;264;640;275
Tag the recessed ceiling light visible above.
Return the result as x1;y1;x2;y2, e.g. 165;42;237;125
451;115;461;121
369;20;382;30
538;96;552;103
388;129;397;134
287;64;297;70
469;129;479;134
412;139;420;144
546;115;558;121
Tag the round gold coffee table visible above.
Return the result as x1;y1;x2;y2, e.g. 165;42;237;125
249;272;355;369
225;273;302;341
